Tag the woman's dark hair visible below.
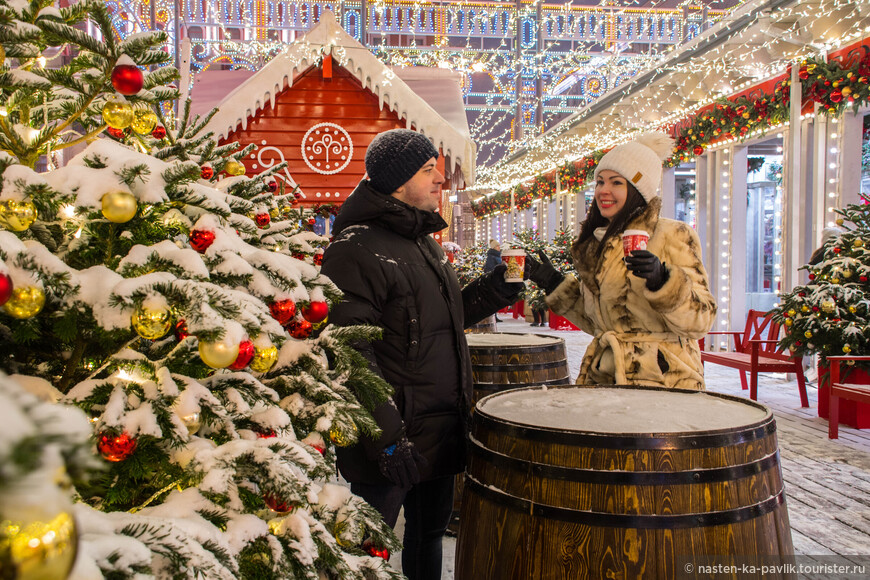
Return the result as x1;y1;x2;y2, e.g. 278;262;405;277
576;181;648;256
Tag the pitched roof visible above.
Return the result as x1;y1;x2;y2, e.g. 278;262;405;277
202;11;476;185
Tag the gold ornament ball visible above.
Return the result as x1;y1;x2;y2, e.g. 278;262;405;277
225;160;246;176
0;200;37;232
101;191;138;223
843;345;852;353
836;218;844;226
843;270;853;279
329;422;357;447
855;239;865;248
269;207;280;219
784;318;793;326
249;344;278;373
181;412;202;435
2;286;45;319
199;338;241;369
102;99;134;129
821;300;836;313
801;305;810;313
131;109;158;135
804;330;813;338
849;305;857;314
787;309;796;317
131;303;172;340
832;278;840;284
0;510;77;580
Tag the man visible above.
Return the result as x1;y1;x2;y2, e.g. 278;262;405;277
321;129;521;579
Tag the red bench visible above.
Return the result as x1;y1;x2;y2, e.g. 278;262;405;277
701;309;809;408
824;356;870;439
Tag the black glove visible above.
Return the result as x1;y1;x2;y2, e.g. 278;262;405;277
377;438;424;488
489;262;524;298
624;250;669;291
524;250;564;294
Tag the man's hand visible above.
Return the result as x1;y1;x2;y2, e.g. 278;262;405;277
524;250;564;294
377;438;424;488
490;262;525;297
624;250;669;291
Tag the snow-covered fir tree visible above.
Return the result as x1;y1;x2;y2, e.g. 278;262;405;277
771;196;870;374
453;240;487;287
0;1;403;577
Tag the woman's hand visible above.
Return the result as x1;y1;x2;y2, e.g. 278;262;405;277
625;250;669;291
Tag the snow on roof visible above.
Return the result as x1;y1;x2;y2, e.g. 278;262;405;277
202;11;476;186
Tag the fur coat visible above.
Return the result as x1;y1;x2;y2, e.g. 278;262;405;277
546;197;717;390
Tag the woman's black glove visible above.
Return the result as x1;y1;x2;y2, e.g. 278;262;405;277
625;250;669;291
377;438;425;488
524;250;564;294
489;262;524;298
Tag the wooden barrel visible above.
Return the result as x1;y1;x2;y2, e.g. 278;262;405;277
448;333;571;536
455;385;794;579
466;314;496;334
466;332;570;405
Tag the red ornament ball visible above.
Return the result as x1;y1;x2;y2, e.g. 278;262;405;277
286;318;313;339
152;125;167;140
363;540;390;560
97;431;137;462
861;276;868;282
174;319;190;341
313;252;323;266
311;443;325;455
301;301;329;323
200;166;214;180
833;247;841;254
264;493;294;513
267;180;278;193
692;144;704;156
291;252;306;261
256;429;277;439
0;272;12;306
812;306;820;312
111;64;144;95
307;218;316;226
269;299;297;325
808;273;816;280
107;126;126;139
228;339;255;370
189;229;216;253
255;213;271;228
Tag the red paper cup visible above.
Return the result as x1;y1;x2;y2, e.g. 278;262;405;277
622;230;649;256
501;249;526;283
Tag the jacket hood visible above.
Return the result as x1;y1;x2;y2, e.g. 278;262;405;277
332;180;448;239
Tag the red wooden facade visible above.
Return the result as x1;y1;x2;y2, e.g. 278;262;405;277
220;57;448;208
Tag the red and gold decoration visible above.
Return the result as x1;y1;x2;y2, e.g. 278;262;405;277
101;191;138;223
0;272;12;306
228;339;255;370
301;301;329;324
269;299;296;325
110;63;144;95
224;160;246;176
255;213;270;228
97;431;138;462
263;493;295;514
199;336;242;369
189;229;215;253
101;97;134;129
286;318;312;339
131;301;172;340
363;539;390;560
131;109;158;135
0;200;37;231
2;285;45;319
249;341;279;373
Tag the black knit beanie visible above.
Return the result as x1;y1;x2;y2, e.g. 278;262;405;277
365;129;439;195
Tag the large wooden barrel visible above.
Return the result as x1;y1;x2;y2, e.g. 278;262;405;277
466;332;570;404
466;314;496;334
455;385;794;579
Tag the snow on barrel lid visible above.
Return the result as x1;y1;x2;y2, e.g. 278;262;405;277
465;333;561;347
478;386;769;433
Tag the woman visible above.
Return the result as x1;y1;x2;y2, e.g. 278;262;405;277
526;132;716;390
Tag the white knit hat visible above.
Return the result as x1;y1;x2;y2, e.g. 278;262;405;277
593;132;675;203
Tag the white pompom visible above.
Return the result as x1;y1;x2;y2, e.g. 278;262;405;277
634;131;675;161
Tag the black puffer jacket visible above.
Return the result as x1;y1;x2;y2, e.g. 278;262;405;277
321;181;517;484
